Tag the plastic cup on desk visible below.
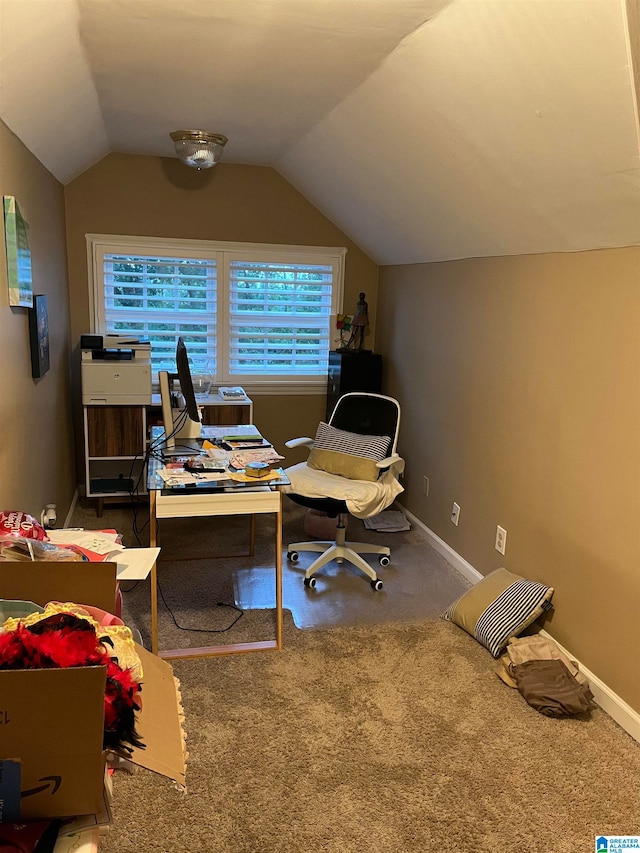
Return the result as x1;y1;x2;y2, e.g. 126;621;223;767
192;375;213;400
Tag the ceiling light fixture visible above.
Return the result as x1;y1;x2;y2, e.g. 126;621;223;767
170;130;228;170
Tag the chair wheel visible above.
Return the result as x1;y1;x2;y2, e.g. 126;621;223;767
378;555;390;567
371;579;383;591
287;551;299;563
304;576;317;588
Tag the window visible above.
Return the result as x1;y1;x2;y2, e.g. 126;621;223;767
88;235;345;393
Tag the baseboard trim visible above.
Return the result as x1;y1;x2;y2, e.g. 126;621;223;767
400;505;483;586
398;503;640;744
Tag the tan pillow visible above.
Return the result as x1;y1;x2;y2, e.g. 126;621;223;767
441;568;554;657
307;422;391;482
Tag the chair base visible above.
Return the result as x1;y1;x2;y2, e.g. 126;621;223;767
287;517;390;586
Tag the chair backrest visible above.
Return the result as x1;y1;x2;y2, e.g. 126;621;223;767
329;392;400;456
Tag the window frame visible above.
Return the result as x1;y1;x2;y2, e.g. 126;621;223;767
87;234;346;394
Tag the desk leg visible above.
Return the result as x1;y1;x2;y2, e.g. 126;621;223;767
275;492;283;649
149;490;158;655
150;488;283;660
249;514;255;557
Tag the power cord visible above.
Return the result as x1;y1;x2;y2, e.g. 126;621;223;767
125;405;192;546
156;579;244;633
117;409;244;631
144;517;244;634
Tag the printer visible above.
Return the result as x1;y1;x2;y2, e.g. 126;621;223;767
81;334;152;405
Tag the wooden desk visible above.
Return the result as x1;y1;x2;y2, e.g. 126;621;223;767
147;428;286;660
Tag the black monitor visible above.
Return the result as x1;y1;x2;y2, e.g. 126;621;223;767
158;337;202;452
176;336;200;424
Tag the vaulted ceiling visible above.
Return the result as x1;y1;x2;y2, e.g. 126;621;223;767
1;0;638;265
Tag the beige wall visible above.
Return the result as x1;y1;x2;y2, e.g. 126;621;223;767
64;153;378;473
0;121;76;522
3;128;639;716
377;247;640;712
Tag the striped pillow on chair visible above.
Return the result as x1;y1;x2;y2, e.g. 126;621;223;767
307;422;391;482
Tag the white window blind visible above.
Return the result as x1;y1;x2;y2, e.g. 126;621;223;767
228;258;334;376
101;252;217;375
89;236;345;392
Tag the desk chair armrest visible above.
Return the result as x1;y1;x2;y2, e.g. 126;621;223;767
376;453;404;470
285;437;314;450
376;453;402;467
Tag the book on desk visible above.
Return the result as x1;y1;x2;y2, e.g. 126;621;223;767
222;437;272;450
217;425;262;441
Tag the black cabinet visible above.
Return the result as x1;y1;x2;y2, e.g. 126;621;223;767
326;351;383;420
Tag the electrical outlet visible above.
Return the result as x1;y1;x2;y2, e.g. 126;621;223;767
423;476;429;496
495;525;507;555
451;502;460;526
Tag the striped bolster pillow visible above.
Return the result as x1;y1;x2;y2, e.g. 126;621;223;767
441;568;554;657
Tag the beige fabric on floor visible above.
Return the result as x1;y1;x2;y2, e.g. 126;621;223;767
497;632;588;688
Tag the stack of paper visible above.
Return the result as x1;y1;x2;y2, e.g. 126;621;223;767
220;425;262;440
154;468;231;485
48;529;121;557
48;529;160;581
363;510;410;532
200;424;261;441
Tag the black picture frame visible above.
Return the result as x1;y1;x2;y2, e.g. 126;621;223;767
28;294;50;378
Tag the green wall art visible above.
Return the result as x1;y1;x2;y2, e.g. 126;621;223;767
3;195;33;307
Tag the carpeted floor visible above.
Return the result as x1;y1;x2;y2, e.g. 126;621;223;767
67;499;640;852
98;617;640;853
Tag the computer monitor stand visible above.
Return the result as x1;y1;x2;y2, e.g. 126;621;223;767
158;370;203;455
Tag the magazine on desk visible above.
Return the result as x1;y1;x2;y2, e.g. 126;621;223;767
218;386;249;401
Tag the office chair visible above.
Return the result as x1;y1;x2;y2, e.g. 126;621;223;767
283;392;404;590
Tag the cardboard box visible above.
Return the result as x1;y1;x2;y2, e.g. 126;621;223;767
0;560;118;614
0;561;186;821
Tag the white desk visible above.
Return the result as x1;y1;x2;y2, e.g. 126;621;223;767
147;428;286;659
